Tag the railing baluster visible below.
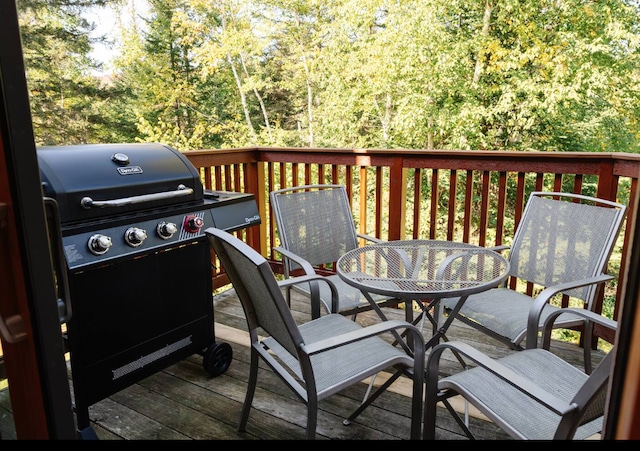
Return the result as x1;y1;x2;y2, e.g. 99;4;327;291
187;147;640;340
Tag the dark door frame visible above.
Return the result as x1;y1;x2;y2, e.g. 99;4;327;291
0;0;75;440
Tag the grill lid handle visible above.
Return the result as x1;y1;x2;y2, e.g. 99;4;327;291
81;184;193;209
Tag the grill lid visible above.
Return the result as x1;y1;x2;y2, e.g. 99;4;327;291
38;143;204;224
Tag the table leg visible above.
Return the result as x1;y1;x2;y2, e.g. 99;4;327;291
424;296;469;369
360;291;413;353
411;298;439;334
424;295;466;349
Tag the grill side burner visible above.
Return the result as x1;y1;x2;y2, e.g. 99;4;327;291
38;143;260;439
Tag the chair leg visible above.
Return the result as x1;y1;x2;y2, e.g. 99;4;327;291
360;373;377;406
582;319;594;374
285;285;292;307
345;371;403;425
238;347;259;432
306;396;318;440
442;398;475;439
423;384;439;439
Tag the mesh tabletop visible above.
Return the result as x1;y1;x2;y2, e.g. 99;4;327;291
337;240;510;299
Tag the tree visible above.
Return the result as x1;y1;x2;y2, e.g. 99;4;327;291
18;0;640;152
431;0;640;152
17;0;138;145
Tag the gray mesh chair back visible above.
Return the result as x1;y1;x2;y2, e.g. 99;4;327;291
272;184;358;265
510;193;623;305
206;227;425;440
442;191;626;370
424;309;616;440
270;184;400;318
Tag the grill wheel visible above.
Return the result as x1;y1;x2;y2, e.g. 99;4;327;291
203;342;233;376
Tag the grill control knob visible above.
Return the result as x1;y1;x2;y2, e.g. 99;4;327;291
88;234;112;255
124;227;147;247
184;215;204;233
157;221;178;239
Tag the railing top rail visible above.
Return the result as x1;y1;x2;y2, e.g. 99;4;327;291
187;146;640;162
189;146;639;343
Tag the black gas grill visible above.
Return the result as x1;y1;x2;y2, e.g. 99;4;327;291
38;143;260;439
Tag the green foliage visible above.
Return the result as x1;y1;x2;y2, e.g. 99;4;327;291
17;0;131;145
17;0;640;153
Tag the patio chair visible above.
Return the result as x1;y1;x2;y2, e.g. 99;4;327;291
205;227;425;440
440;191;626;373
423;308;617;440
270;184;402;319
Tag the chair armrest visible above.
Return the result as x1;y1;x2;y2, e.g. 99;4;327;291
273;246;316;275
434;249;510;289
485;245;510;288
357;233;383;244
540;308;617;349
303;319;424;357
525;273;614;348
486;244;510;253
276;274;340;315
426;341;573;416
277;273;329;289
274;247;337;316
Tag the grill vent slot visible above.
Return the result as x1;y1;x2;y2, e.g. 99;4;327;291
111;336;192;380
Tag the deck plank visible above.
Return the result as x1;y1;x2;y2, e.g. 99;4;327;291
87;287;604;440
0;286;605;440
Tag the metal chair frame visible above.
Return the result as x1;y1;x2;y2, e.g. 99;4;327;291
206;227;425;440
441;191;626;373
270;184;402;319
424;308;616;440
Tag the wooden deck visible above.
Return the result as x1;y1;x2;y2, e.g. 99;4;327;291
1;287;605;440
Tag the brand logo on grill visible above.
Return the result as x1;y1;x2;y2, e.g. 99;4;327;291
117;166;143;175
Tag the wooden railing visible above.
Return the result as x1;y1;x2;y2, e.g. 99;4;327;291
186;147;640;344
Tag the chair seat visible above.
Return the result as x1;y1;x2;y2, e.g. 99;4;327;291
442;288;588;346
283;273;397;313
439;348;602;440
263;314;412;396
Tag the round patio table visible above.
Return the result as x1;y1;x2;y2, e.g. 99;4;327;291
336;239;510;350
